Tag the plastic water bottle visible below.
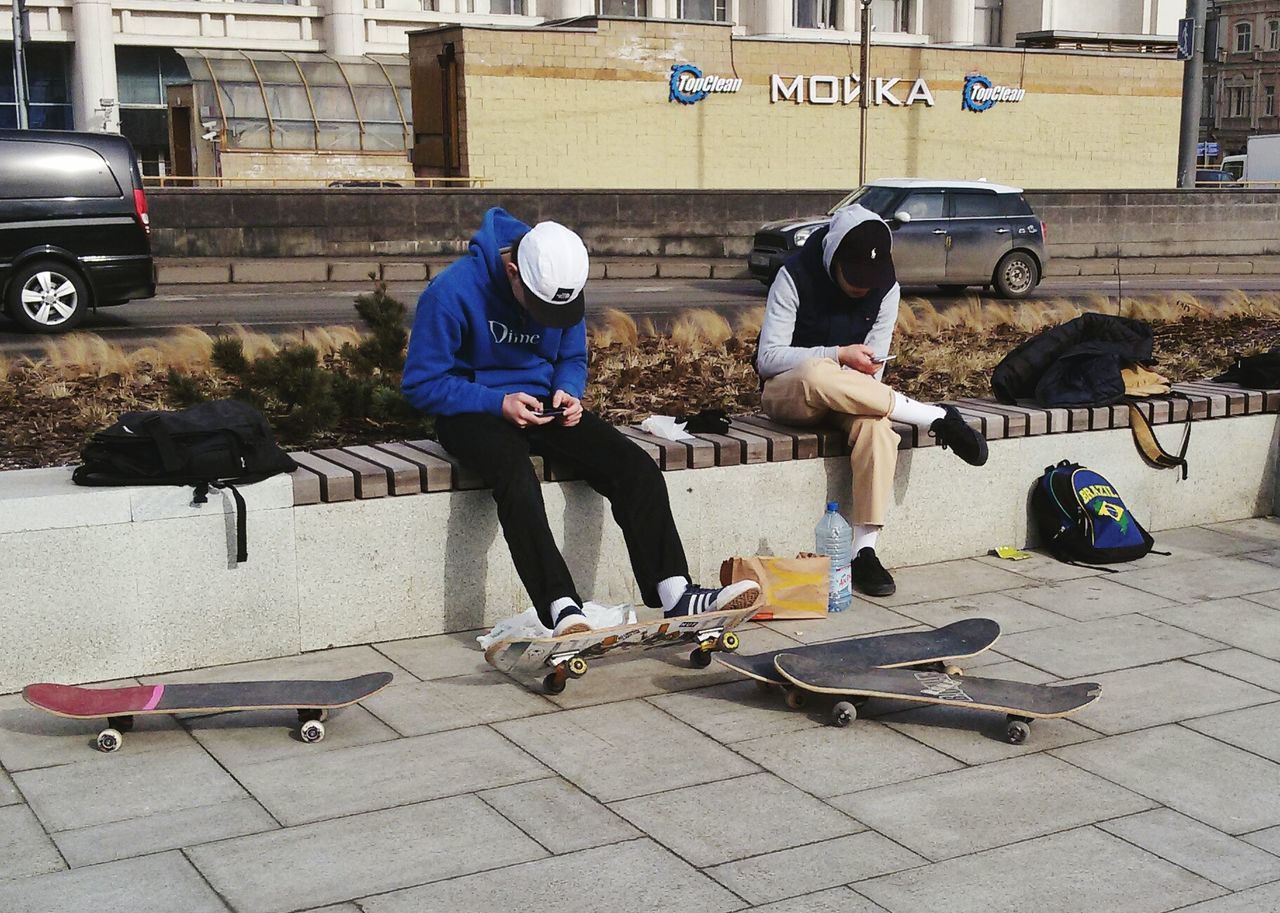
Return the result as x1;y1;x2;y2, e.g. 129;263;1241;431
815;501;853;613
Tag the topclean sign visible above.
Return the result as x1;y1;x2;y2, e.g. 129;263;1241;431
669;64;743;104
770;74;935;107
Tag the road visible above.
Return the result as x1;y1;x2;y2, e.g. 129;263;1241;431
2;273;1277;355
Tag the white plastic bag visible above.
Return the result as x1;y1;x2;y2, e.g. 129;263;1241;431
477;601;637;650
639;415;694;442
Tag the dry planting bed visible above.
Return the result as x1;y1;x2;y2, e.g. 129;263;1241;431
2;293;1277;471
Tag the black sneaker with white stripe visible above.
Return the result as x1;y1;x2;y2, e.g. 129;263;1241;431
664;580;760;618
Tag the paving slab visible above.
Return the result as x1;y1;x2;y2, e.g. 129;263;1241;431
1242;548;1280;568
831;754;1152;861
1149;598;1280;660
705;831;926;906
0;803;66;882
1204;517;1280;546
1156;524;1276;556
890;591;1070;634
1186;648;1280;691
0;770;19;806
861;559;1031;608
1109;556;1280;602
1068;660;1274;734
360;838;742;913
51;796;277;867
610;772;861;867
1055;725;1280;834
1009;576;1176;622
1173;880;1280;912
231;725;549;826
14;742;246;833
995;613;1223;678
1184;701;1280;762
856;825;1222;913
972;549;1104;583
187;703;400;768
494;700;757;803
756;605;919;646
747;887;890;913
1247;588;1280;610
733;723;960;798
0;851;228;913
372;631;492;680
136;643;408;685
360;675;555;736
647;679;824;744
1099;808;1280;891
477;777;640;854
878;699;1097;766
1241;825;1280;856
188;795;546;913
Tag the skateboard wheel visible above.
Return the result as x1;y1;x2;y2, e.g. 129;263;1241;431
784;688;807;710
830;701;857;728
943;665;963;677
719;631;740;653
566;656;589;678
690;647;713;668
96;728;123;753
300;719;326;743
543;672;567;695
1006;720;1030;745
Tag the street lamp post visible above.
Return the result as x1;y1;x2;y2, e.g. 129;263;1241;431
858;0;873;185
1176;0;1208;187
11;0;31;128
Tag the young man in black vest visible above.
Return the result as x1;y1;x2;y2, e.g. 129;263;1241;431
756;205;989;597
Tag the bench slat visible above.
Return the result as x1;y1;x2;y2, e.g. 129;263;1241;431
342;445;422;496
288;452;356;503
371;442;454;492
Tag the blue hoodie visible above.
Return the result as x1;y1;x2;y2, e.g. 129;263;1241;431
402;208;588;417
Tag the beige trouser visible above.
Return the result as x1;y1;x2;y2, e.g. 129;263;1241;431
761;358;898;526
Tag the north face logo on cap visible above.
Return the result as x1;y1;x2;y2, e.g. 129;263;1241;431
551;288;574;303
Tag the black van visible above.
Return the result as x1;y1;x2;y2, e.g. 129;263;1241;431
0;129;156;333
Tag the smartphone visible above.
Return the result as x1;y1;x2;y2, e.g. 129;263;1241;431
872;354;897;364
536;405;567;417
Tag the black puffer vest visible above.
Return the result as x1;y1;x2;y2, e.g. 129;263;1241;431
784;226;889;348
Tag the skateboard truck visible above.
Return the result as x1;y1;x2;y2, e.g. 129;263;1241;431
689;629;740;669
543;653;590;695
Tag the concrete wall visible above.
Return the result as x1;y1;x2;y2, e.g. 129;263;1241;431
408;19;1183;190
149;187;1280;261
2;412;1276;693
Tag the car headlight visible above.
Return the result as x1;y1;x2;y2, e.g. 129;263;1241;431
792;225;820;247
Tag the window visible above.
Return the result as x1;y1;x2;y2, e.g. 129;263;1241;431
1269;19;1280;50
0;141;121;200
951;192;1002;218
1266;85;1276;118
676;0;726;21
975;0;1003;45
871;0;910;33
1235;20;1253;52
1229;85;1253;117
794;0;836;29
0;44;73;130
597;0;646;15
489;0;524;12
898;191;945;220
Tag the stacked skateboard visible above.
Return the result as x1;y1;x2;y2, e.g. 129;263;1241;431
718;618;1101;744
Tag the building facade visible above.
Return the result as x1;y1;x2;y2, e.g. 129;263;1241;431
1202;0;1280;155
2;0;1181;182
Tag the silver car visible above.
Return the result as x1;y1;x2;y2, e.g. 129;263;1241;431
748;179;1048;299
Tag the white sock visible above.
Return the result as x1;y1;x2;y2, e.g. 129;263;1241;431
550;597;581;624
889;391;947;429
657;575;690;613
853;525;880;554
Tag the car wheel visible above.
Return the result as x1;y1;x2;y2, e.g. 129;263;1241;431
5;260;90;333
992;251;1040;300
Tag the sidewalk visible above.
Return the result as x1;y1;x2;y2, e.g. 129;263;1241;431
154;255;1280;285
2;517;1279;913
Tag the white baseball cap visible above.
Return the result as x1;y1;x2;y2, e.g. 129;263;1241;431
515;221;589;328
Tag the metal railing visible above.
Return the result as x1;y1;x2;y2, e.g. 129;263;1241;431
1192;179;1280;188
142;175;490;189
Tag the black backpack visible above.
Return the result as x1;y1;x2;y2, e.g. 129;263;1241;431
72;399;296;562
1031;461;1155;566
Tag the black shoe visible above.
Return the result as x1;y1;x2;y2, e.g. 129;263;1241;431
930;405;989;466
851;547;896;597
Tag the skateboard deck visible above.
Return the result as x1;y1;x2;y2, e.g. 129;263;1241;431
714;617;1001;685
485;604;761;693
23;672;394;752
773;654;1101;744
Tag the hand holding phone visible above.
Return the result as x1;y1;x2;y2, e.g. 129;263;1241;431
536;405;567;418
872;354;897;365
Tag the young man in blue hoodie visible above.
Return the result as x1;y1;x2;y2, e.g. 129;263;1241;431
756;205;988;598
403;208;758;636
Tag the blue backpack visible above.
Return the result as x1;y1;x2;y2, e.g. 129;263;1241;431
1031;461;1154;564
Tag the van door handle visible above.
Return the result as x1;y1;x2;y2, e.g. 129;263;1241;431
932;229;947;235
995;228;1010;234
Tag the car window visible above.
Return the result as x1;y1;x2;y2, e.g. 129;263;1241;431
997;194;1034;216
898;191;945;220
950;192;1003;218
830;185;898;217
0;140;122;200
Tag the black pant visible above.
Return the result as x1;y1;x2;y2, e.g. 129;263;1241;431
435;411;689;627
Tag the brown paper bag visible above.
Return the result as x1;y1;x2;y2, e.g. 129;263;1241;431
719;554;831;621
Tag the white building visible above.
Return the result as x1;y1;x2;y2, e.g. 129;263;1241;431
2;0;1182;174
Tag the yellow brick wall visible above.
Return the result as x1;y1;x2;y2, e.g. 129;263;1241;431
413;20;1182;189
